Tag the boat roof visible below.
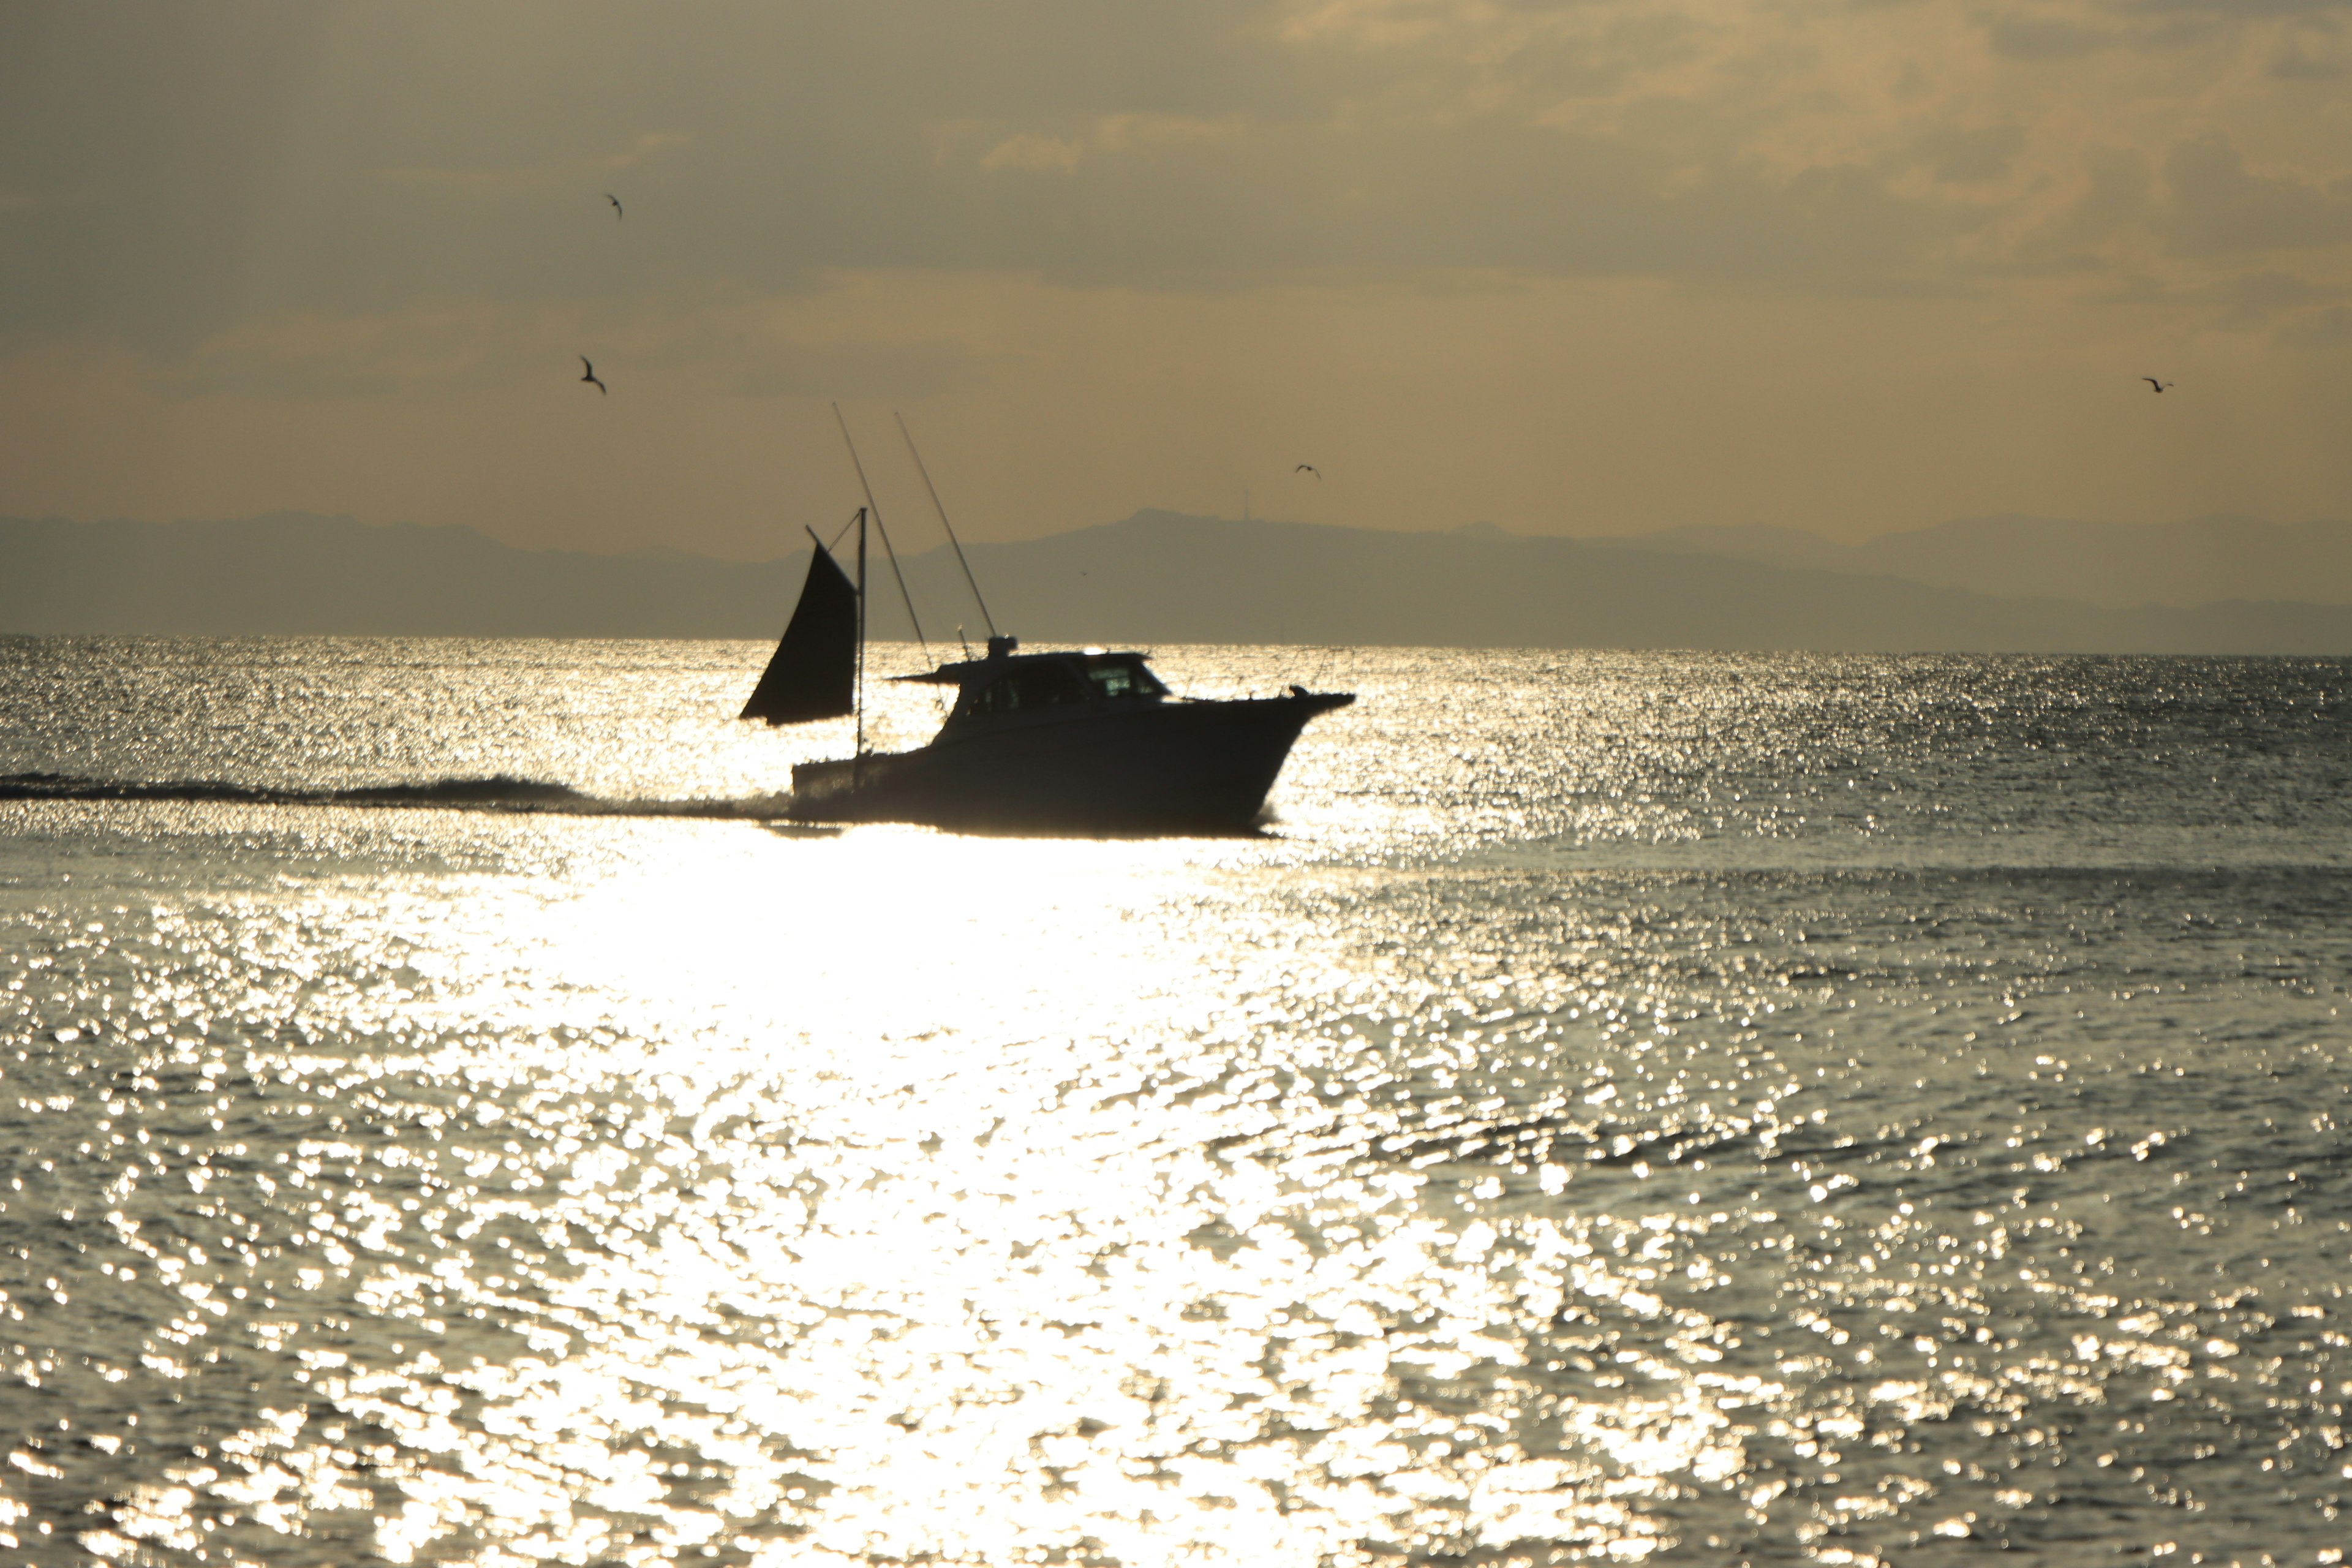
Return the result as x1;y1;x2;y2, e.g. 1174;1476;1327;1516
890;647;1153;686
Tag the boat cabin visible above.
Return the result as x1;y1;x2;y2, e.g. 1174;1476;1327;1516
897;644;1170;725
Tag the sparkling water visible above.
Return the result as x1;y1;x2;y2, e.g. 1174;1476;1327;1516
2;638;2347;1566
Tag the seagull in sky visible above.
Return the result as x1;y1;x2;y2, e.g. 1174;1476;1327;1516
1295;463;1321;478
579;355;606;394
2143;377;2173;393
605;192;623;219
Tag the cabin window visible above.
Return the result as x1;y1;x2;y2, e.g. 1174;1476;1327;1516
1084;658;1165;700
973;662;1089;714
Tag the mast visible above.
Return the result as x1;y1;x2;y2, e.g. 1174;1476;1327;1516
855;505;867;769
832;402;927;657
896;412;997;639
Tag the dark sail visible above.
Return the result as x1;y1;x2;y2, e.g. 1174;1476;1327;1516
740;545;856;724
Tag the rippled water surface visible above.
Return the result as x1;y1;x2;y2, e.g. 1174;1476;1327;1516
2;639;2348;1567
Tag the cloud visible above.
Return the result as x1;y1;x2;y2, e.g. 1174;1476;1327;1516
2031;144;2154;251
376;132;693;190
1;0;2350;364
1908;123;2027;185
1283;0;1708;109
2184;268;2339;328
977;115;1247;175
1983;12;2118;59
140;284;1011;405
722;337;998;398
151;304;558;399
980;134;1085;174
2273;302;2352;347
2163;134;2352;256
2267;36;2348;77
1095;113;1246;154
2018;131;2352;300
2133;0;2352;17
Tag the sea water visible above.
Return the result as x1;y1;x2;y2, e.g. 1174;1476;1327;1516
0;638;2346;1567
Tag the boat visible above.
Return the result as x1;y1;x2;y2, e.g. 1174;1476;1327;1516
740;421;1354;832
785;636;1352;829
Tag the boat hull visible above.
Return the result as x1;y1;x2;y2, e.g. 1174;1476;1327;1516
786;692;1352;831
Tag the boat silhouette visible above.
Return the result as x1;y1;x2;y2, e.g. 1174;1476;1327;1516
741;451;1352;831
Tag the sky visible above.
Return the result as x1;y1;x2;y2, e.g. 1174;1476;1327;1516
2;0;2350;560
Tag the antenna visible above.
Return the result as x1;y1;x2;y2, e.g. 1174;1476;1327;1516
832;402;929;658
895;412;997;639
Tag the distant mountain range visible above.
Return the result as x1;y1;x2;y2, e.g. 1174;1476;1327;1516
1614;514;2352;609
5;509;2350;653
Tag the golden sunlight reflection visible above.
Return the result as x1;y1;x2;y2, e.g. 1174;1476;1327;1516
58;820;1795;1565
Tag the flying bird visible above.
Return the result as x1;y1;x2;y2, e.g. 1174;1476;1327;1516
1295;464;1321;478
579;356;606;394
605;192;623;219
2143;377;2173;393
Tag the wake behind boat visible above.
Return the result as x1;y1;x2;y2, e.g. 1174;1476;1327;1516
739;420;1354;831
